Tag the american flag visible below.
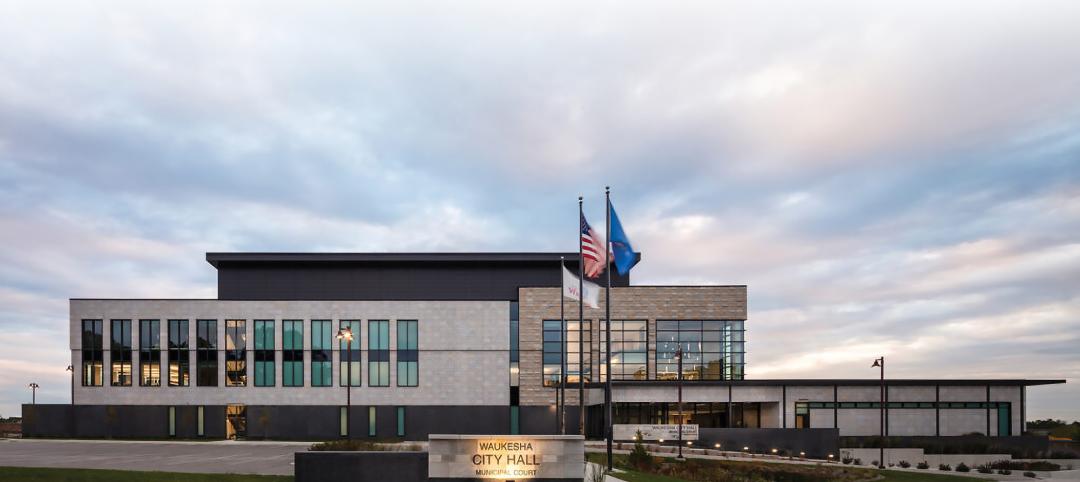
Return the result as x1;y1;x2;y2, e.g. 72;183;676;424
580;212;606;278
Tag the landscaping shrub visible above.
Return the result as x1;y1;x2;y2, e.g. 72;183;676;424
1024;471;1037;478
998;469;1012;475
977;464;993;474
917;461;930;469
841;457;853;465
938;463;952;471
853;458;862;466
627;431;654;471
990;460;1061;471
956;462;970;472
898;461;910;468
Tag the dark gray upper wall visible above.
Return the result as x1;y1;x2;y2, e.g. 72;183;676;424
207;252;633;301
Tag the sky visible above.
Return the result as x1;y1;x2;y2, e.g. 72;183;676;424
0;1;1078;421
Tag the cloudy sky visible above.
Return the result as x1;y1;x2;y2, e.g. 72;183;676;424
1;1;1078;421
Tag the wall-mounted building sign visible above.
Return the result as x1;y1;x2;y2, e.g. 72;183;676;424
613;424;699;441
429;434;583;481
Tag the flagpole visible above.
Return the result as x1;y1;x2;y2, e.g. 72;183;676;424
560;256;567;435
604;186;613;471
578;196;586;437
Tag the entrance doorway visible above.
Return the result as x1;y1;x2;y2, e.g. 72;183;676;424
226;404;247;439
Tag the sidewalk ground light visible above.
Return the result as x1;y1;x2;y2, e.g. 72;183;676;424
771;448;778;454
714;443;721;448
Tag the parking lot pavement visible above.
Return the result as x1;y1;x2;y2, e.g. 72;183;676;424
0;439;310;475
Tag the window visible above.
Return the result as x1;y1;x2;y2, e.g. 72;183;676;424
197;406;205;437
139;320;161;386
396;406;406;437
168;320;189;387
311;320;332;387
225;320;247;386
110;319;132;386
368;406;377;437
542;320;564;387
368;320;389;387
510;406;520;435
196;320;218;386
795;402;810;428
600;320;647;381
567;320;591;384
396;320;418;387
542;320;592;386
339;406;348;437
657;320;745;380
282;320;304;387
254;320;275;387
168;406;176;437
81;319;103;386
339;320;361;387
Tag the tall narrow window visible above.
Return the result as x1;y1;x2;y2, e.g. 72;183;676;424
368;406;377;437
340;406;348;437
368;320;390;387
282;320;304;387
110;319;132;386
311;320;332;387
81;319;103;386
196;320;218;386
396;406;406;437
396;320;418;387
168;406;176;437
197;406;205;437
168;320;189;386
254;320;275;387
339;320;361;387
542;320;563;387
139;319;161;386
225;320;247;386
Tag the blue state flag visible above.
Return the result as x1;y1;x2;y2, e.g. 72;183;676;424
608;201;639;275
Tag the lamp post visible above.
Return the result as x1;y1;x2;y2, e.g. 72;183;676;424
66;365;74;405
28;382;39;405
337;327;354;439
872;356;885;469
675;345;684;460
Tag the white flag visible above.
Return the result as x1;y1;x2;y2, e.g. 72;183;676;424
563;265;601;309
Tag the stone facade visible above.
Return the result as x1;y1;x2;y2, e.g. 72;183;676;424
517;285;747;407
71;299;510;406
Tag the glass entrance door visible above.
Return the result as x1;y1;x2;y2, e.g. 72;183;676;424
226;404;247;439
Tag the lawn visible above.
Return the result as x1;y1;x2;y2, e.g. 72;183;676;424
0;467;293;482
587;453;982;482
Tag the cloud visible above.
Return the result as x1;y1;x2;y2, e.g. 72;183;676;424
0;0;1078;419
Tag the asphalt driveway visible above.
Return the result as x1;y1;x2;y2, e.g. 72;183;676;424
0;439;308;475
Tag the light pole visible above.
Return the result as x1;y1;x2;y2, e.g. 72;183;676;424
337;327;354;439
66;365;74;405
28;382;39;405
872;356;885;469
676;345;684;460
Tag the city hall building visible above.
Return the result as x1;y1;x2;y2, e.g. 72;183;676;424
23;252;1063;453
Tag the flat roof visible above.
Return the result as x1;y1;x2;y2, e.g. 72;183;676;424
206;252;589;268
599;379;1065;387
